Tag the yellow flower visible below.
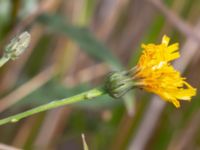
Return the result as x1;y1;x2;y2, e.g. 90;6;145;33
134;35;196;108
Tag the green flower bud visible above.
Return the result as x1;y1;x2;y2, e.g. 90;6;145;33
105;71;136;98
4;31;31;60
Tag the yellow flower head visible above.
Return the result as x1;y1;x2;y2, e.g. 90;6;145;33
134;35;196;108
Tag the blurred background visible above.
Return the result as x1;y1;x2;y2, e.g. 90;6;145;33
0;0;199;149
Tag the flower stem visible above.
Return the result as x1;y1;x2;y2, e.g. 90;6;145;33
0;87;106;126
0;56;9;68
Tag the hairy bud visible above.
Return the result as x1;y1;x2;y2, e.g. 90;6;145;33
4;31;31;60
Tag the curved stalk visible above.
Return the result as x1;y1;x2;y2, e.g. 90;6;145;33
0;87;106;126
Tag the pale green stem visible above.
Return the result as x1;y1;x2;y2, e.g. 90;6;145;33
82;134;89;150
0;56;9;68
0;87;106;126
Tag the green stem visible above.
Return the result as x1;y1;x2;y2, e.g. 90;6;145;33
0;87;106;126
0;56;9;67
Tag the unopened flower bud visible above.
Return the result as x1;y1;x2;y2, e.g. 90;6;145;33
4;31;31;60
105;71;136;98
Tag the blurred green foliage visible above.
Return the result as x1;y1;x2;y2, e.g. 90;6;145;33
0;0;199;150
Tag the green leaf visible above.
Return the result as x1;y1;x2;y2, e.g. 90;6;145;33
37;14;135;115
37;14;122;70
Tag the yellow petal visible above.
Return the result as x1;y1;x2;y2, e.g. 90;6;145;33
162;35;170;46
135;35;197;108
167;43;179;53
172;99;180;108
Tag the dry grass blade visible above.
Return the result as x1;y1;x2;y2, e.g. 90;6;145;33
149;0;200;43
167;110;200;150
0;143;22;150
64;63;108;86
117;0;156;56
34;108;71;149
12;117;37;147
0;66;55;113
92;0;129;40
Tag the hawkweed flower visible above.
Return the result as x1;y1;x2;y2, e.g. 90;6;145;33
0;35;197;126
106;35;196;108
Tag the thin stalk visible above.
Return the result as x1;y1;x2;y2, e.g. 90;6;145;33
0;56;9;67
0;87;106;126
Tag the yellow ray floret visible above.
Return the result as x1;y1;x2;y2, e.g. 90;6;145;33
134;35;196;108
